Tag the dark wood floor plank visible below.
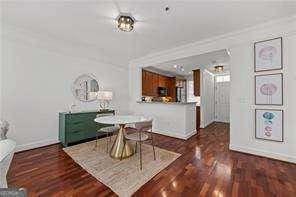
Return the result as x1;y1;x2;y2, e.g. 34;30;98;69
7;122;296;196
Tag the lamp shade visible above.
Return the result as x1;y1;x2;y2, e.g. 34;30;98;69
97;91;113;100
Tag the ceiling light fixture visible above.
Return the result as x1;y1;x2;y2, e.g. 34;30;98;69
214;65;224;72
117;14;135;32
174;65;185;72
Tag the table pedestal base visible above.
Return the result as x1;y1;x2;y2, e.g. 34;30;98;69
110;124;134;159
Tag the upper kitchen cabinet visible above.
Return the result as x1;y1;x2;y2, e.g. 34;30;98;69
143;70;153;96
158;75;166;87
193;69;201;96
167;77;176;100
152;72;159;96
142;69;159;97
142;69;176;98
142;70;148;96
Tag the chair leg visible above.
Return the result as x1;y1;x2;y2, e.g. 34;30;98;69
106;132;109;153
93;132;98;150
151;133;156;160
135;142;137;153
108;133;112;153
139;141;142;170
120;140;126;161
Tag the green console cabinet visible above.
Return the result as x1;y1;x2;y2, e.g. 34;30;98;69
59;110;114;147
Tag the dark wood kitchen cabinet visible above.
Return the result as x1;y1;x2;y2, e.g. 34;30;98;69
193;69;200;96
142;69;176;98
158;75;166;87
152;72;159;96
142;69;158;97
167;77;176;100
142;70;148;96
196;106;200;131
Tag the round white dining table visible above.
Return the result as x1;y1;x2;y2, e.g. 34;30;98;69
94;115;151;159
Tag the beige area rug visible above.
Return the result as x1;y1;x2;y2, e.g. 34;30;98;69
63;137;181;197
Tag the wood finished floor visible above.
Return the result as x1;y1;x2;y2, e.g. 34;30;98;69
8;122;296;197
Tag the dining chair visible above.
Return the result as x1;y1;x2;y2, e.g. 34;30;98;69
94;113;119;153
121;119;156;170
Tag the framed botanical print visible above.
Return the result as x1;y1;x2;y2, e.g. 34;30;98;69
255;73;283;105
254;37;282;72
255;109;283;142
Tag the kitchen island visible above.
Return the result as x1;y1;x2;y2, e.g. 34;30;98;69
134;101;197;139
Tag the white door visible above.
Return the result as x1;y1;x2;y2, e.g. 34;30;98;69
215;76;230;123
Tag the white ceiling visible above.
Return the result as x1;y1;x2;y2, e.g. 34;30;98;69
1;1;296;66
145;49;230;76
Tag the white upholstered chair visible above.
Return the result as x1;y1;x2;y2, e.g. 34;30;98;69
0;139;16;188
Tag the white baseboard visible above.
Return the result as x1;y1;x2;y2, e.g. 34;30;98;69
229;144;296;164
184;130;197;139
152;130;196;140
15;139;60;152
200;119;215;128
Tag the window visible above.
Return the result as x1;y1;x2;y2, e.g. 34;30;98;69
216;75;230;83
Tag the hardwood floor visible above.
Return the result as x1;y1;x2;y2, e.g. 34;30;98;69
7;122;296;196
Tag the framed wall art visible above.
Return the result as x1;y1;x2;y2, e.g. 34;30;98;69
255;109;283;142
255;73;283;105
254;37;282;72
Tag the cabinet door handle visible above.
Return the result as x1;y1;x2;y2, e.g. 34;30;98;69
73;130;81;133
73;122;82;125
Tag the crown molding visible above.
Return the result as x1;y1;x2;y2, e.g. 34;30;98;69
1;23;128;70
130;15;296;67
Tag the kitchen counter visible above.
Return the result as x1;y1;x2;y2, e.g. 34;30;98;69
134;100;197;139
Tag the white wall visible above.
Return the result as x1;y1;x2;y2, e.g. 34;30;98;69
1;32;130;151
229;34;296;162
200;70;215;128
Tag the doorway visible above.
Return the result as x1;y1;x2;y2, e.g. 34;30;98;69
214;75;230;123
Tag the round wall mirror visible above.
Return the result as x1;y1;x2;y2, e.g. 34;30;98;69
71;74;99;102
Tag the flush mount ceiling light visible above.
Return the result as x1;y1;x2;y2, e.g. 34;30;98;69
116;14;135;32
214;65;224;72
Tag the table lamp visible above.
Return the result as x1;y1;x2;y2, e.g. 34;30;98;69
97;91;113;112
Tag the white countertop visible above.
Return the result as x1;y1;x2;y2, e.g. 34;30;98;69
137;101;199;106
